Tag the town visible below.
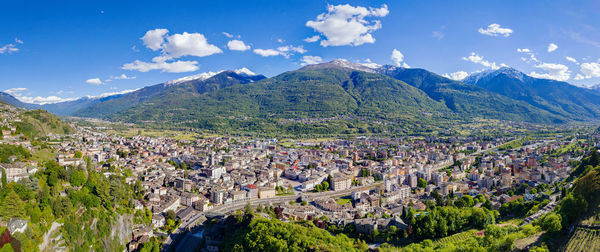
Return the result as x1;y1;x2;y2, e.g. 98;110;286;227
1;100;593;251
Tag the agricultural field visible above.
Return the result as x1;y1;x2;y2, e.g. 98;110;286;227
563;227;600;252
431;229;477;246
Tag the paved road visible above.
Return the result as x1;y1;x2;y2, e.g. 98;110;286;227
523;191;565;226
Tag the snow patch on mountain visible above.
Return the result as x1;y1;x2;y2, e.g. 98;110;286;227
164;71;224;86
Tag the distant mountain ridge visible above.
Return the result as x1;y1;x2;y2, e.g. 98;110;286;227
375;65;566;124
463;67;600;120
73;70;266;119
0;68;265;117
2;61;599;135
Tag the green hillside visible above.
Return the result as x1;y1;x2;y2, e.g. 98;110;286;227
74;71;265;119
106;67;454;135
14;109;73;138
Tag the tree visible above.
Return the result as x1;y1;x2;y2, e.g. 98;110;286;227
1;168;6;188
0;189;25;220
438;218;448;237
315;184;322;192
417;178;427;188
70;169;87;187
559;193;587;225
461;195;475;207
322;181;330;191
482;199;493;210
165;210;176;221
588;150;600;167
431;189;443;206
74;151;83;158
0;244;14;252
538;213;561;233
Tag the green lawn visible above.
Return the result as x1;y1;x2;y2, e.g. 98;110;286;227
336;198;352;205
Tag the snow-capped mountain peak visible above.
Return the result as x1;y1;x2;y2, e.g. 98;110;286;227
164;71;224;86
234;67;257;76
463;67;526;84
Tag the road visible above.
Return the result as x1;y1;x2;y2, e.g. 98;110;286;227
162;182;383;251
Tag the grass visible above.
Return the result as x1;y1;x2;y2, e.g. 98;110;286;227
336;198;352;205
32;149;56;162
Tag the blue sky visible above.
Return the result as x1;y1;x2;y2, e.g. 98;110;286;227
1;0;600;104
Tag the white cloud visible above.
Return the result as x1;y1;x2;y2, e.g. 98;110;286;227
4;88;77;105
517;48;539;63
478;23;513;37
122;56;199;73
0;43;19;54
547;43;558;52
131;45;140;52
581;62;600;78
129;29;221;73
227;40;251;51
111;74;136;80
163;32;222;58
565;56;578;64
462;52;502;69
306;4;389;47
391;49;409;67
277;45;306;55
222;32;234;38
300;55;323;66
86;78;103;85
3;88;78;105
529;63;571;81
253;48;282;57
277;38;284;43
253;45;306;58
443;71;469;81
86;89;140;99
4;88;28;94
14;38;23;44
18;96;77;105
432;31;444;40
574;74;585;80
141;28;169;51
304;35;320;43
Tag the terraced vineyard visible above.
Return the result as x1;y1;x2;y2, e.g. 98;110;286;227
432;230;477;246
563;227;600;252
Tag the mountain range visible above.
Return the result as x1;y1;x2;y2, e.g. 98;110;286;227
1;60;599;135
